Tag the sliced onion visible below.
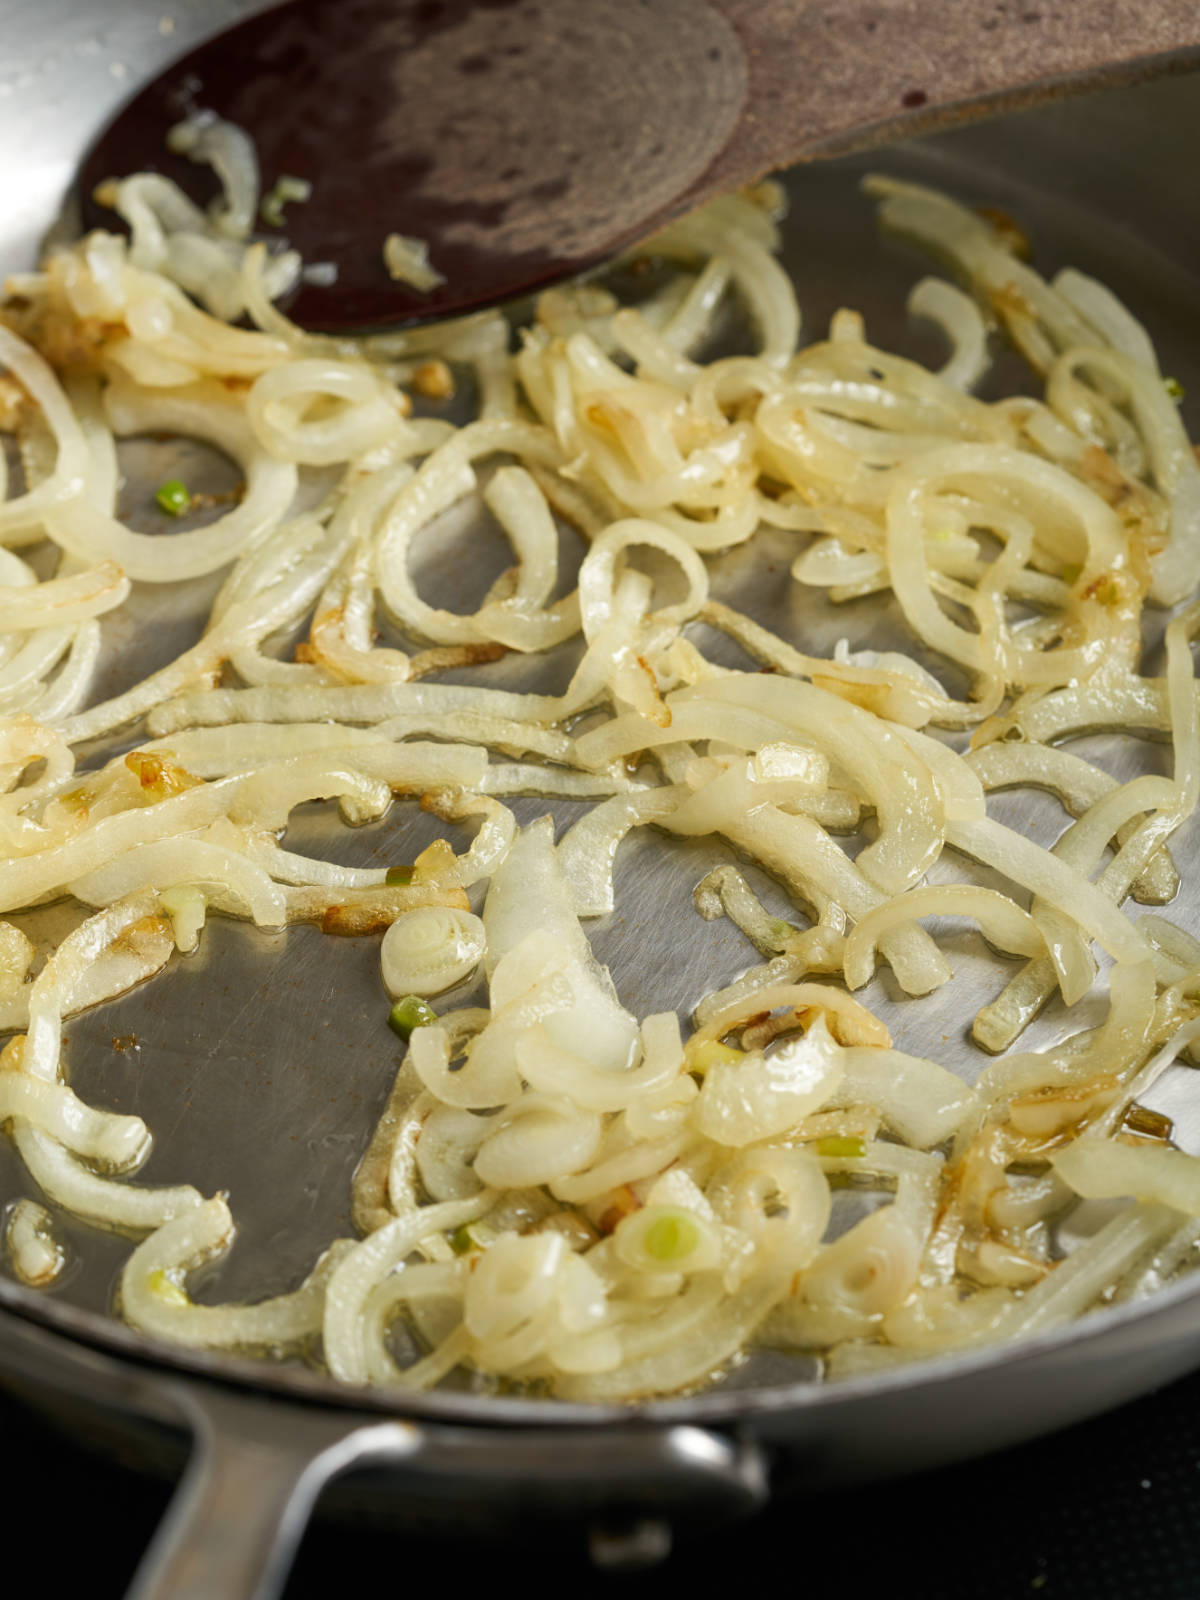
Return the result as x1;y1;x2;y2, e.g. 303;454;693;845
380;907;486;998
323;1195;492;1384
4;1197;64;1287
121;1196;346;1351
843;885;1045;993
801;1203;924;1316
834;1047;978;1148
696;1015;844;1147
14;1124;201;1234
473;1094;603;1189
706;1144;831;1276
0;1058;148;1170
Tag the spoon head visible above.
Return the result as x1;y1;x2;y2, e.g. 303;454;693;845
76;0;747;330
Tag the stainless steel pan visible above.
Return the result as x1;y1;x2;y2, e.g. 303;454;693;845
5;4;1200;1596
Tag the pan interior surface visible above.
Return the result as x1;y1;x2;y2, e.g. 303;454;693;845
3;0;1200;1427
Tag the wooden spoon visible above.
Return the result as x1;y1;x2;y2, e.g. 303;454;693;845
76;0;1200;331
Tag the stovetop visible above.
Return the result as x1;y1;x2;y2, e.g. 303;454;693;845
5;1364;1199;1600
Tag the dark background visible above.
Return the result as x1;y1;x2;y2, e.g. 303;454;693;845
5;1364;1200;1600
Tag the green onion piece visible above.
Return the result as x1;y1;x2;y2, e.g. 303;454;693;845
642;1211;702;1263
155;478;191;517
385;865;414;886
1165;376;1185;401
814;1135;868;1159
388;994;437;1039
451;1220;495;1254
613;1204;721;1275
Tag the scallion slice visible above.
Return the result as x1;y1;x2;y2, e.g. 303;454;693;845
155;479;191;516
387;995;437;1039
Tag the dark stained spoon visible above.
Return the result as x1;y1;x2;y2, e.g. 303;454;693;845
76;0;1200;332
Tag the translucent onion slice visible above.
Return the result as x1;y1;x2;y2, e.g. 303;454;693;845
558;788;681;917
380;907;486;998
549;1131;690;1205
0;1057;148;1170
0;921;176;1035
945;817;1152;969
416;792;517;891
1115;1217;1200;1305
4;1197;64;1287
706;1144;831;1276
374;419;563;644
387;1091;445;1239
70;839;287;927
843;885;1045;993
359;1260;468;1386
993;1203;1180;1338
0;325;91;535
833;1047;978;1148
136;723;398;779
247;359;405;464
1053;1139;1200;1215
980;969;1157;1120
516;1010;683;1112
413;1103;487;1201
464;1234;615;1375
483;820;639;1074
687;981;890;1057
577;518;709;642
13;1124;202;1233
323;1194;492;1384
51;382;299;583
121;1196;346;1350
558;1277;784;1401
0;561;128;631
410;1012;521;1112
907;277;990;392
653;674;945;895
22;893;166;1083
801;1203;924;1316
967;741;1179;906
674;796;951;997
167;112;260;240
695;1016;844;1147
145;678;571;737
473;1094;603;1189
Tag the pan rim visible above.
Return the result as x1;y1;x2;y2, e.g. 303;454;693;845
5;1236;1200;1429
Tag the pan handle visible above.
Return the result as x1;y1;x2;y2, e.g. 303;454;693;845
127;1380;770;1599
125;1383;421;1600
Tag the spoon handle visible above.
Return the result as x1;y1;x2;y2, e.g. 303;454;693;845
693;0;1200;203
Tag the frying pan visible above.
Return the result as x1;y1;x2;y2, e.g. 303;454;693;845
6;4;1200;1596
